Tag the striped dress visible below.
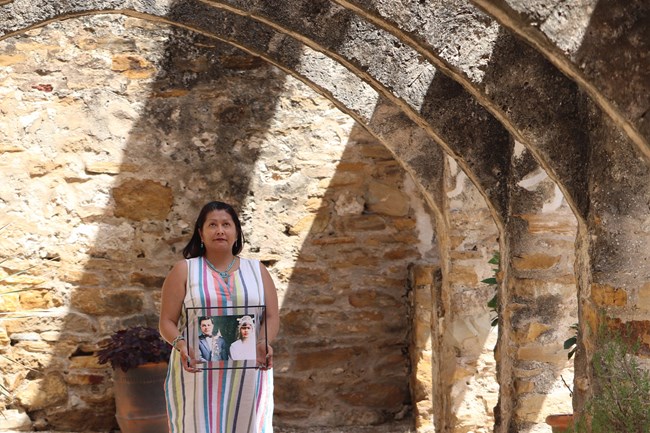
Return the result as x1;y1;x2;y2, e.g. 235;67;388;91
165;256;273;433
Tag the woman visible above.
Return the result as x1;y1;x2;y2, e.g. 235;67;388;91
159;201;279;433
229;315;257;361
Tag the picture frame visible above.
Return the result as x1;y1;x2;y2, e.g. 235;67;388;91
185;305;267;370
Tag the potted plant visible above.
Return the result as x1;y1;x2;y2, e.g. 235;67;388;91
97;326;171;433
545;414;574;433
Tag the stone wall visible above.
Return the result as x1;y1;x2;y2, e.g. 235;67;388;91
0;15;438;430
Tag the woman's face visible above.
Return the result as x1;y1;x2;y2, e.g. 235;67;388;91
240;323;252;340
200;209;238;254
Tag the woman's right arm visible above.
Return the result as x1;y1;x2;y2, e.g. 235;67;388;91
159;260;200;372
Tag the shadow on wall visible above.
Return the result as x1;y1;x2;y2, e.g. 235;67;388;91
2;9;297;430
274;120;438;426
574;0;650;140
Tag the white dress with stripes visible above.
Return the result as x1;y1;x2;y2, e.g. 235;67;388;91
164;256;273;433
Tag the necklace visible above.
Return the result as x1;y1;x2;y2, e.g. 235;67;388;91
205;256;237;279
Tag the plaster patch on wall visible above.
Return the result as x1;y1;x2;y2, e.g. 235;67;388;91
513;140;527;159
404;175;434;257
517;167;548;190
447;170;467;198
541;184;564;213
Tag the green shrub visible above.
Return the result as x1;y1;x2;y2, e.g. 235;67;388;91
571;326;650;433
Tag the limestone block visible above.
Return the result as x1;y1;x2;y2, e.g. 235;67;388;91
514;279;576;298
638;282;650;312
14;340;51;353
293;347;357;371
304;197;325;212
383;247;418;260
112;179;172;221
365;181;410;217
16;374;67;411
515;389;573;423
288;213;329;235
339;382;406;408
19;289;62;310
0;54;27;66
0;409;32;431
340;215;386;231
591;283;627;307
517;322;552;344
63;371;104;386
0;292;20;312
448;265;478;286
348;290;377;308
515;379;535;394
111;54;156;79
452;365;475;380
311;236;357;245
512;253;561;271
286;267;329;285
516;344;565;363
519;213;577;234
0;326;10;347
274;377;319;405
40;331;61;342
71;288;144;316
326;172;363;187
8;332;40;342
129;272;165;288
84;161;139;174
393;217;417;230
68;355;104;370
412;265;435;285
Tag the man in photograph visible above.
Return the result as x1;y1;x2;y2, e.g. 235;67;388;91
198;316;228;361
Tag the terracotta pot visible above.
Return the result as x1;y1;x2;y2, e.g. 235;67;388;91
114;362;169;433
545;414;574;433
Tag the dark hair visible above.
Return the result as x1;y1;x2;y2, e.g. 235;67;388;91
182;201;245;259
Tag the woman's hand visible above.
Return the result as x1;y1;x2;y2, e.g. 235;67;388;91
256;342;273;370
176;340;203;373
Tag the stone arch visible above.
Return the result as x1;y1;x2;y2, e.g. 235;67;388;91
471;0;650;160
1;2;648;433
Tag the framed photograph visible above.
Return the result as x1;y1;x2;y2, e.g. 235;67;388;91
185;305;267;370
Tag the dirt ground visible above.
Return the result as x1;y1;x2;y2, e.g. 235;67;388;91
275;419;416;433
2;419;416;433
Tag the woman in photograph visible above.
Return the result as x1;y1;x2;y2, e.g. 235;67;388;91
159;201;279;433
229;315;258;361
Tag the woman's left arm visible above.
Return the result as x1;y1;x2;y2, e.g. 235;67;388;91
258;262;279;368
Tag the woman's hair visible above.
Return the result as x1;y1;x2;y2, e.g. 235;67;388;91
182;201;245;259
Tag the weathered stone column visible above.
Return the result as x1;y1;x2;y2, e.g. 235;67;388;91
575;102;650;415
409;263;439;433
502;145;578;432
443;158;500;433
